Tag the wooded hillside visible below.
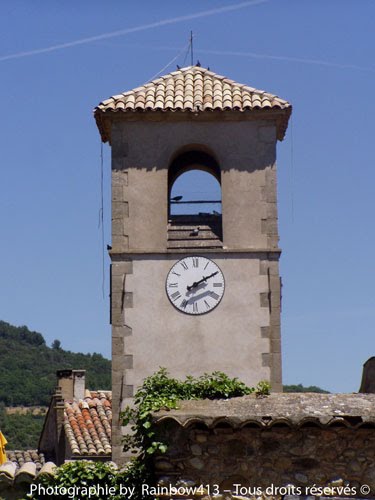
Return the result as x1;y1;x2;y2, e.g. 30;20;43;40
0;320;111;406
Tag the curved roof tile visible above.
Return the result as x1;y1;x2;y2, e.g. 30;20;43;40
1;452;56;485
153;393;375;430
6;450;45;472
63;390;112;457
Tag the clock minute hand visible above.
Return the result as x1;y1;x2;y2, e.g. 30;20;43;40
187;271;219;291
205;271;219;281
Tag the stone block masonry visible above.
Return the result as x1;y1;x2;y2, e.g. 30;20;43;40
111;259;134;464
154;426;375;494
153;393;375;498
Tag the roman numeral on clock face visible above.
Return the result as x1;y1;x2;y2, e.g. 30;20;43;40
171;291;181;301
181;261;188;270
168;283;178;288
192;302;198;313
193;257;199;268
210;292;220;301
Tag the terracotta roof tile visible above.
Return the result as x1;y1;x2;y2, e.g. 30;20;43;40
1;451;56;484
63;390;112;456
94;65;291;143
6;450;45;472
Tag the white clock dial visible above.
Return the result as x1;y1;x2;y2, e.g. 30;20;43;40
166;256;225;315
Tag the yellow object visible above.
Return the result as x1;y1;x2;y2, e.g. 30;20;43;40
0;431;7;464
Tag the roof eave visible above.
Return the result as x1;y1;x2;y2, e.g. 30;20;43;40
94;105;292;145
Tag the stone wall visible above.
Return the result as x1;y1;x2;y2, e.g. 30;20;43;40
154;423;375;497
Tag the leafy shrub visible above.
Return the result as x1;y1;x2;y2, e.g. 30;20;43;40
30;460;117;500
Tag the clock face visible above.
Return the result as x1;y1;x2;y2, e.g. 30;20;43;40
166;256;225;315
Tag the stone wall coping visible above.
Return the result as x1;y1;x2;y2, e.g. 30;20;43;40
152;393;375;429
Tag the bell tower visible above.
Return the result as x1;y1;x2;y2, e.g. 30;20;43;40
94;66;291;463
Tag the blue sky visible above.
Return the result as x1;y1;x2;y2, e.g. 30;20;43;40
1;1;374;393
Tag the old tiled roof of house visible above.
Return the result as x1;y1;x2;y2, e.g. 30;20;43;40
0;451;55;485
153;393;375;429
63;390;112;456
6;450;45;472
94;65;291;143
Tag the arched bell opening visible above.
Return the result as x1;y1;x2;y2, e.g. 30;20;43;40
167;150;223;249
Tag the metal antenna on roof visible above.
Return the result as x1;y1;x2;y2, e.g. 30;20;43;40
190;31;193;66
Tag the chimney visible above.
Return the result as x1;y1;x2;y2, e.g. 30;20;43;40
72;370;86;400
56;369;86;400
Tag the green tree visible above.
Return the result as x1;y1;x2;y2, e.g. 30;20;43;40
283;383;329;393
52;339;62;350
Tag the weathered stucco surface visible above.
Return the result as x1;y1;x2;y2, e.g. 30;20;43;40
110;120;278;252
123;254;272;388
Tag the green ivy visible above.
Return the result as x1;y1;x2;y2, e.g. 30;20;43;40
121;368;257;457
120;368;270;499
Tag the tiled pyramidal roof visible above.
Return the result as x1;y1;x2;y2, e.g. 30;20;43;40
64;390;112;456
94;66;291;142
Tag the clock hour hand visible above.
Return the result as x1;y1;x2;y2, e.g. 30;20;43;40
187;271;218;291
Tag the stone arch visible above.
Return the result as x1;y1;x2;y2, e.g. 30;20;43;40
168;146;221;191
167;146;223;248
168;147;221;216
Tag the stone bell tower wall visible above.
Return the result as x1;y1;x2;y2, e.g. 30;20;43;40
110;117;282;464
110;118;278;253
